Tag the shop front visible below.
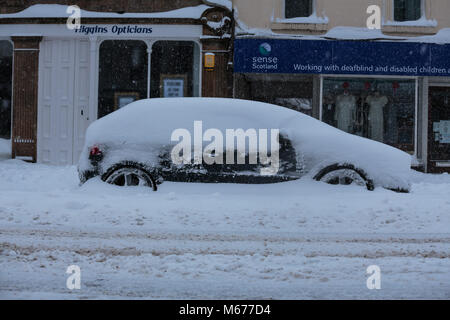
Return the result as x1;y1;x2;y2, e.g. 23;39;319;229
0;3;233;165
234;38;450;173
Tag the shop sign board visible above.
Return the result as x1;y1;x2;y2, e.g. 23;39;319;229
234;39;450;77
0;24;202;38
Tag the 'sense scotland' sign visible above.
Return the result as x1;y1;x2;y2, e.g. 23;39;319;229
234;38;450;77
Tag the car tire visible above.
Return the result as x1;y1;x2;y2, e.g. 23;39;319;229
313;164;374;191
102;162;158;191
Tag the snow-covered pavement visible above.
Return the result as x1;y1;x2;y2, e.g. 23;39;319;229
0;159;449;299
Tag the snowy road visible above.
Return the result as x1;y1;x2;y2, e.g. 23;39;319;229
0;159;449;299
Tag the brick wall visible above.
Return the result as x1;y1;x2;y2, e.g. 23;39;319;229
11;36;42;162
0;0;204;14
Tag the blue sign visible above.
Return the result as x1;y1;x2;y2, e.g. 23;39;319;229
234;39;450;77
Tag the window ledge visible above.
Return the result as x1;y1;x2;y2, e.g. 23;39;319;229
382;17;438;35
273;15;329;25
382;24;438;36
271;14;329;32
383;18;438;28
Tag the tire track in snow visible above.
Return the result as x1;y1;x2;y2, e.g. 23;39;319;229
1;227;450;259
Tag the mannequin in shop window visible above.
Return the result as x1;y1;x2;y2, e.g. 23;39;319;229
335;83;357;133
366;89;388;142
322;94;336;127
354;92;367;137
355;82;372;138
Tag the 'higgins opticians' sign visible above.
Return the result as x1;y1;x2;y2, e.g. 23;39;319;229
234;38;450;77
0;24;202;38
74;25;153;35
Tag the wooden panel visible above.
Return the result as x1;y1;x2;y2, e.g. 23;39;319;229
201;39;233;98
11;36;42;162
37;39;76;165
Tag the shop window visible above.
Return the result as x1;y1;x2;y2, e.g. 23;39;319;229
258;77;313;116
394;0;422;22
0;41;13;140
322;78;416;153
150;41;200;98
429;87;450;167
285;0;313;19
98;40;148;119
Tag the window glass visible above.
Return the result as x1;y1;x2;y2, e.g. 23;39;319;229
285;0;313;19
98;40;148;118
150;41;200;98
394;0;422;22
322;78;416;153
429;87;450;162
0;41;13;140
245;76;313;116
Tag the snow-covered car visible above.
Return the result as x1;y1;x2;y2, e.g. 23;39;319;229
78;98;412;192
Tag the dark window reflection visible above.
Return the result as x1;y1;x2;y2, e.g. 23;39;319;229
394;0;422;22
0;41;13;139
150;41;196;98
98;40;148;118
285;0;313;19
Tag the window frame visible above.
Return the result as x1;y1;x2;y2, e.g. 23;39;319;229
283;0;315;19
96;37;202;119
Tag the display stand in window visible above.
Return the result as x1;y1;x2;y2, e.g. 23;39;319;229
160;74;187;98
114;92;140;110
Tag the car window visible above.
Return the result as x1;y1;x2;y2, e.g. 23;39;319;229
160;134;298;177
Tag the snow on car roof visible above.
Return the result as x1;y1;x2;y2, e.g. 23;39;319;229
85;98;323;147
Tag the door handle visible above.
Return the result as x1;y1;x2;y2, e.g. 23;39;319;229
81;109;89;121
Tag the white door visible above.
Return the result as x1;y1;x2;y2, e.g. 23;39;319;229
72;39;91;164
38;39;91;165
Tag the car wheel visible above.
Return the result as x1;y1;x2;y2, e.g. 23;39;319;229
314;164;374;191
102;164;157;191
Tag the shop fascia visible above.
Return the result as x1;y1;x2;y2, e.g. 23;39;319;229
0;23;202;39
74;25;153;36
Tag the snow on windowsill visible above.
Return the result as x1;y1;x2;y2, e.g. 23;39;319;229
383;15;438;28
236;24;450;44
272;14;329;25
0;4;212;19
412;28;450;43
203;0;232;11
323;26;403;40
